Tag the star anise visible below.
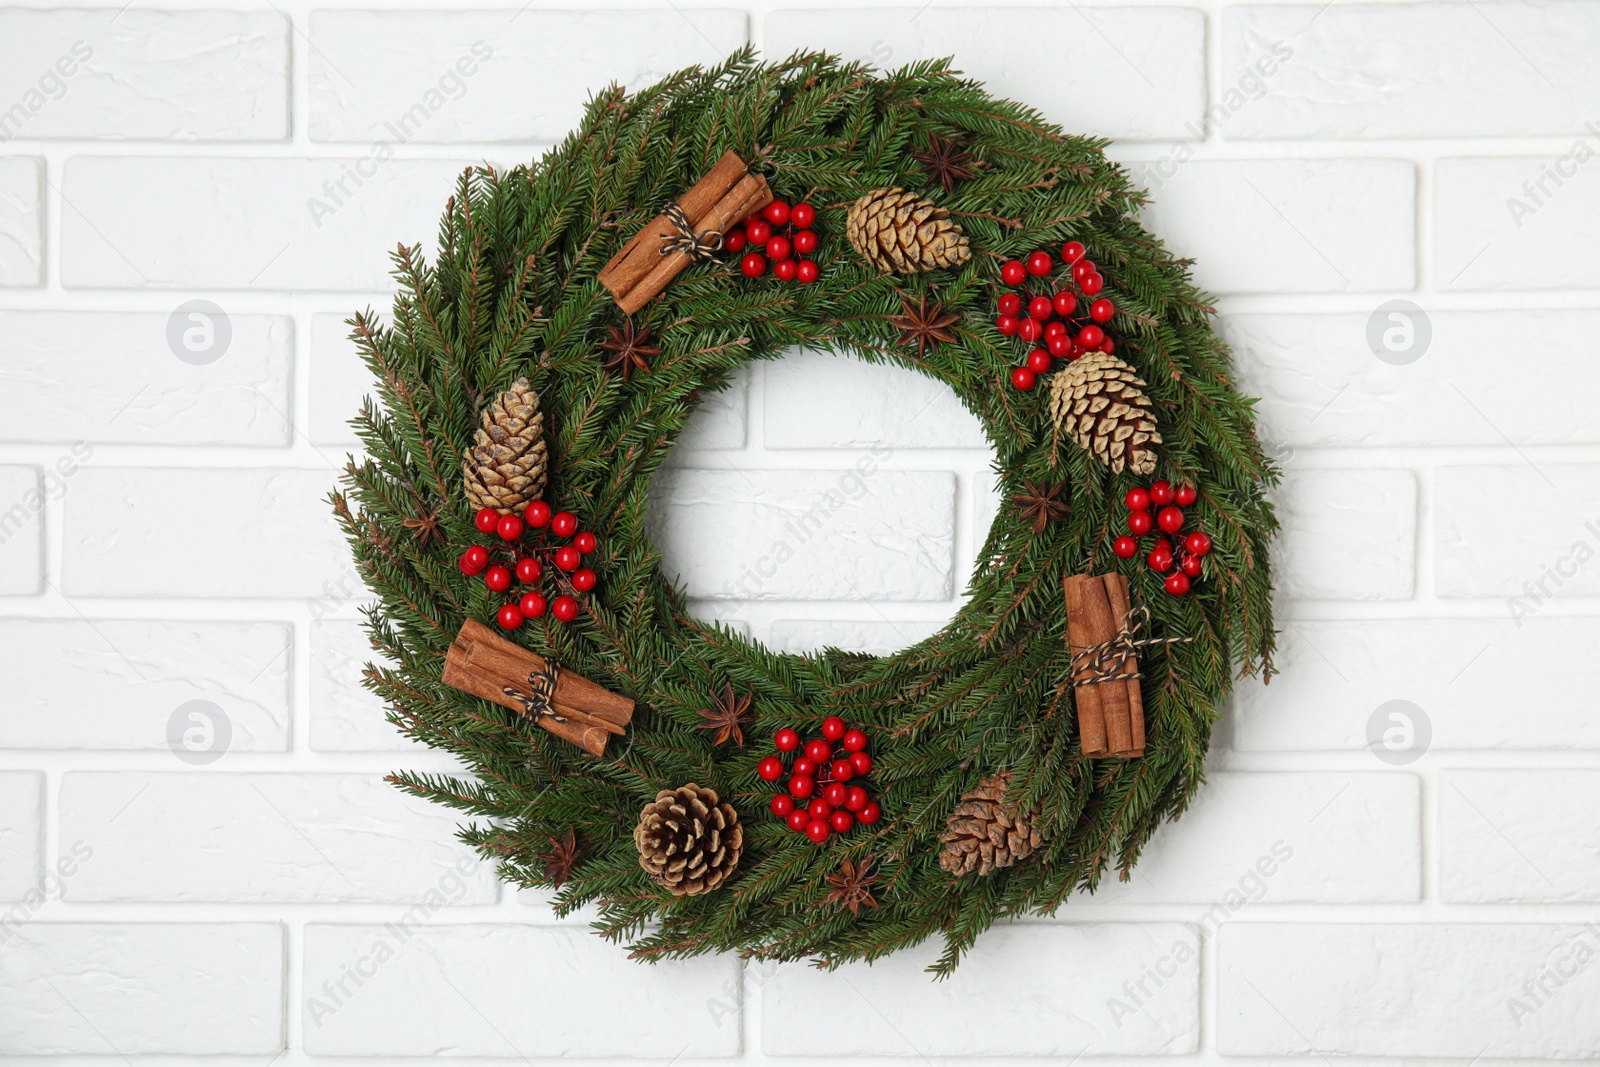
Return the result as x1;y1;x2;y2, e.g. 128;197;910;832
913;134;977;195
400;505;445;547
599;319;660;379
824;857;880;917
539;828;583;888
1012;480;1070;534
697;682;754;747
889;294;960;359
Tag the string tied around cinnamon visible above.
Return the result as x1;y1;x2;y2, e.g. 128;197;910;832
658;202;724;262
503;658;566;724
1068;605;1190;687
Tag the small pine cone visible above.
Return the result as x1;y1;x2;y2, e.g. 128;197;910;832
846;187;971;274
634;783;743;897
462;377;548;514
938;771;1040;877
1047;352;1162;476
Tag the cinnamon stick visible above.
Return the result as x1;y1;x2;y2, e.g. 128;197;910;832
615;172;772;315
1101;573;1144;757
1081;575;1133;755
1064;574;1108;757
599;150;749;301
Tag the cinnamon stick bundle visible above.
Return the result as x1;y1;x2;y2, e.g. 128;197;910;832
442;619;634;757
598;150;774;315
1064;573;1144;758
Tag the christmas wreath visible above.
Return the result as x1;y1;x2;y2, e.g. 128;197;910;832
337;50;1277;975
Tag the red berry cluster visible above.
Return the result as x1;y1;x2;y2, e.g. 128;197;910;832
729;199;821;285
996;241;1118;391
1111;481;1212;596
457;503;600;629
756;717;881;845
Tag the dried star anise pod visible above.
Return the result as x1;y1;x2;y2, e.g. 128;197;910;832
540;828;583;888
913;134;977;195
599;319;660;379
889;294;960;359
697;682;754;747
1012;480;1070;534
824;857;880;917
400;505;445;547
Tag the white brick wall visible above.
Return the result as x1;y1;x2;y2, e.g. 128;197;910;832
1;1;1593;1060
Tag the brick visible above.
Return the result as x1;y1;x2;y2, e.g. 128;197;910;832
1225;309;1600;447
1236;616;1600;751
1437;155;1600;289
59;772;497;903
311;619;404;751
648;468;953;601
0;9;288;141
1219;923;1600;1056
302;924;740;1056
310;312;372;446
1442;770;1600;902
678;367;747;452
1221;4;1600;140
1436;464;1600;599
0;619;289;751
765;924;1199;1055
60;156;469;290
0;771;42;901
62;467;352;599
764;349;986;450
768;618;944;655
0;310;292;444
0;923;283;1055
1083;773;1419;905
1276;468;1416;600
0;156;41;285
308;9;747;143
0;465;41;593
766;7;1204;141
1133;159;1414;293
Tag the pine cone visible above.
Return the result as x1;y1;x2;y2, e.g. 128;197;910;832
938;771;1040;877
462;377;548;514
1047;352;1162;476
846;187;971;274
634;783;742;896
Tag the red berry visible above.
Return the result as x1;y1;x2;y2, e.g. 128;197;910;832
1081;272;1104;295
1127;510;1153;535
849;751;872;776
762;200;791;226
857;801;881;825
792;757;816;777
484;565;513;593
996;314;1019;336
723;227;747;253
1158;506;1185;534
554;545;581;572
746;219;771;245
740;252;766;277
787;809;810;832
758;756;784;782
1053;291;1077;317
791;202;816;229
1165;571;1191;596
551;595;579;622
1073;259;1096;281
1125;488;1151;511
1061;240;1086;264
1113;535;1139;559
830;759;854;782
775;727;800;752
1181;555;1203;577
1026;250;1053;276
789;774;815;799
1100;337;1115;354
766;235;792;262
821;716;846;741
1044;320;1067;340
1017;317;1043;343
1048;334;1073;358
772;257;798;282
1150;480;1175;506
550;511;578;538
1185;531;1212;556
1078;325;1104;349
1027;349;1053;374
1149;548;1174;573
497;603;524;630
998;293;1021;316
571;567;597;592
459;546;489;574
830;809;855;833
519;592;547;618
807;798;832;820
805;819;831;844
1090;298;1115;323
1011;366;1037;391
796;259;819;284
524;501;551;528
1000;260;1027;286
844;786;869;812
823;781;847;806
805;739;832;764
496;514;524;542
1028;295;1053;320
841;728;867;753
1175;484;1197;507
771;794;794;817
793;228;818;255
573;531;597;555
474;507;500;534
513;557;539;583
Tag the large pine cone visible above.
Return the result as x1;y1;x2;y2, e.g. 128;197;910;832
846;187;971;274
634;783;742;896
462;377;548;514
938;771;1040;877
1048;352;1162;476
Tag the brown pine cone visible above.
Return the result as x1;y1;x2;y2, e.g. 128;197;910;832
462;377;548;514
938;771;1040;877
846;187;971;274
1047;352;1162;476
634;783;742;896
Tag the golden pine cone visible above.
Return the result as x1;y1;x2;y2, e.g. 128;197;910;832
462;377;548;514
846;187;971;274
1047;352;1162;476
938;771;1040;877
634;783;742;897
